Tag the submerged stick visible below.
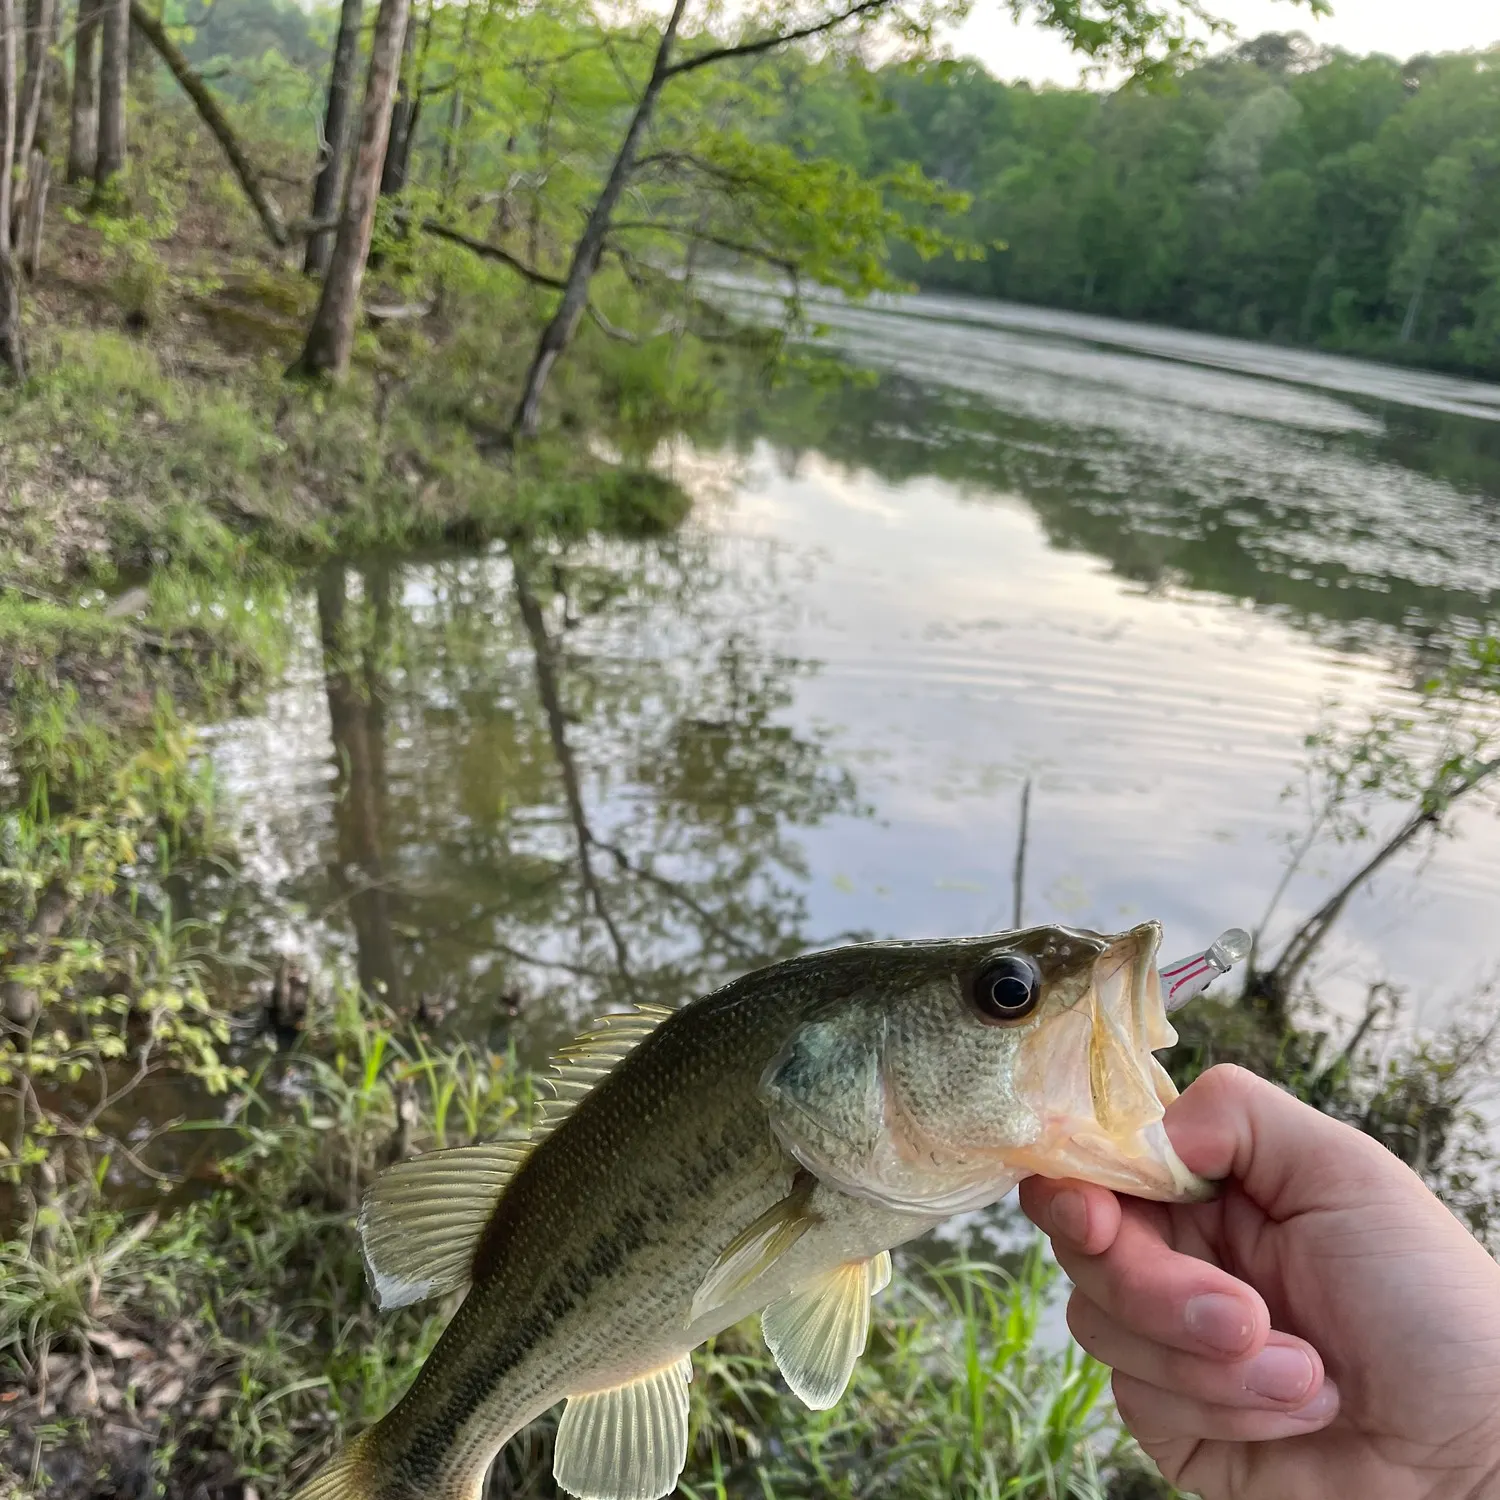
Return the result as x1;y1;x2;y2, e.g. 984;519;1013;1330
1012;777;1031;930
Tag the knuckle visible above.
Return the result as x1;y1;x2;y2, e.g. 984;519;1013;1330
1199;1062;1258;1104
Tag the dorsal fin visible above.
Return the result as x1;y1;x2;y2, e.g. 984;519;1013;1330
359;1139;531;1309
531;1003;675;1143
358;1003;674;1311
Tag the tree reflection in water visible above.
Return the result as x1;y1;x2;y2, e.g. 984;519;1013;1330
307;533;861;1060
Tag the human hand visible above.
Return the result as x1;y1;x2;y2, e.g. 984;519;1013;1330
1020;1064;1500;1500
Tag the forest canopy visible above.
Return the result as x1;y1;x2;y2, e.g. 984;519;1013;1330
167;0;1500;377
773;32;1500;372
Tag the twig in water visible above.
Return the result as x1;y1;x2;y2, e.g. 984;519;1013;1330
1012;777;1031;930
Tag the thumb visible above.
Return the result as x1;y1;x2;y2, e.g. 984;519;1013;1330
1164;1064;1407;1220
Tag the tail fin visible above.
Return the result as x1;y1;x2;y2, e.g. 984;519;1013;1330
291;1431;379;1500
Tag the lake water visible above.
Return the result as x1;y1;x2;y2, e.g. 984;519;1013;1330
206;294;1500;1065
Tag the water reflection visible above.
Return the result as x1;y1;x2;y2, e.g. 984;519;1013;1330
207;296;1500;1053
725;367;1500;649
317;562;404;1011
264;537;859;1059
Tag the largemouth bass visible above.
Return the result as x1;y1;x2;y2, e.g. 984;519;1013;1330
295;920;1224;1500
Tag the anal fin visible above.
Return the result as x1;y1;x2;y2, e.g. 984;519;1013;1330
761;1252;890;1411
690;1172;818;1322
553;1356;692;1500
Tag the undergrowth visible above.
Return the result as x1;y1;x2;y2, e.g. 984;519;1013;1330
1;968;1160;1500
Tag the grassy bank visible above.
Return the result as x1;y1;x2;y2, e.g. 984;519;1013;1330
0;136;745;1498
0;969;1165;1500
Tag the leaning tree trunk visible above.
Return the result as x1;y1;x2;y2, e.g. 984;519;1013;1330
93;0;126;193
67;0;100;183
0;0;24;380
304;0;362;276
16;0;52;159
509;0;687;440
289;0;410;380
128;0;286;244
19;0;62;270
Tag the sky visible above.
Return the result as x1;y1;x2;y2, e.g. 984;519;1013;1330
946;0;1500;86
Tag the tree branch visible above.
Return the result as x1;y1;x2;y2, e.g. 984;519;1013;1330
414;216;566;288
1262;752;1500;1007
128;0;288;246
609;219;797;275
662;0;892;79
586;303;680;343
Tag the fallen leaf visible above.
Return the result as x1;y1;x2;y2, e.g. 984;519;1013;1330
87;1329;152;1362
150;1376;186;1410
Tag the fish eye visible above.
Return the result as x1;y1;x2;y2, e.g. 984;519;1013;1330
969;953;1041;1023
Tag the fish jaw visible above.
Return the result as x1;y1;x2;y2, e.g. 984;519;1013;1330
1005;922;1214;1203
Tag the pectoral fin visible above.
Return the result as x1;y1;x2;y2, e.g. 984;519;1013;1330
761;1253;890;1411
553;1356;692;1500
689;1172;818;1322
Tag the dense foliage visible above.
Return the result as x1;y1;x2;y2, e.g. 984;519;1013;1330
776;33;1500;372
154;2;1500;378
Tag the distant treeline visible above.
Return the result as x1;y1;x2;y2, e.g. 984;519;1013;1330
777;34;1500;375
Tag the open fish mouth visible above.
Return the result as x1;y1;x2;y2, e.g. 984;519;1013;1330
1007;921;1214;1202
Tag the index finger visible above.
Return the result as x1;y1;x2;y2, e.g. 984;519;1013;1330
1019;1175;1122;1256
1052;1193;1271;1359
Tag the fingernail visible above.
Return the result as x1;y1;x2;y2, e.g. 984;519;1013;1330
1049;1190;1089;1245
1289;1378;1339;1423
1184;1293;1256;1354
1243;1345;1315;1403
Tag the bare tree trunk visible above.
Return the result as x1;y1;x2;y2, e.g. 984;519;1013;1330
0;0;24;381
378;0;418;197
17;149;48;273
435;1;468;214
1399;251;1433;345
124;0;147;86
10;0;54;240
67;0;99;183
128;0;286;244
303;0;362;276
289;0;410;380
93;0;125;193
16;0;50;162
31;0;59;153
509;0;688;440
0;0;13;251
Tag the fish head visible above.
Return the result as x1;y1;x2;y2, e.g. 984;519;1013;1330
758;922;1210;1217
